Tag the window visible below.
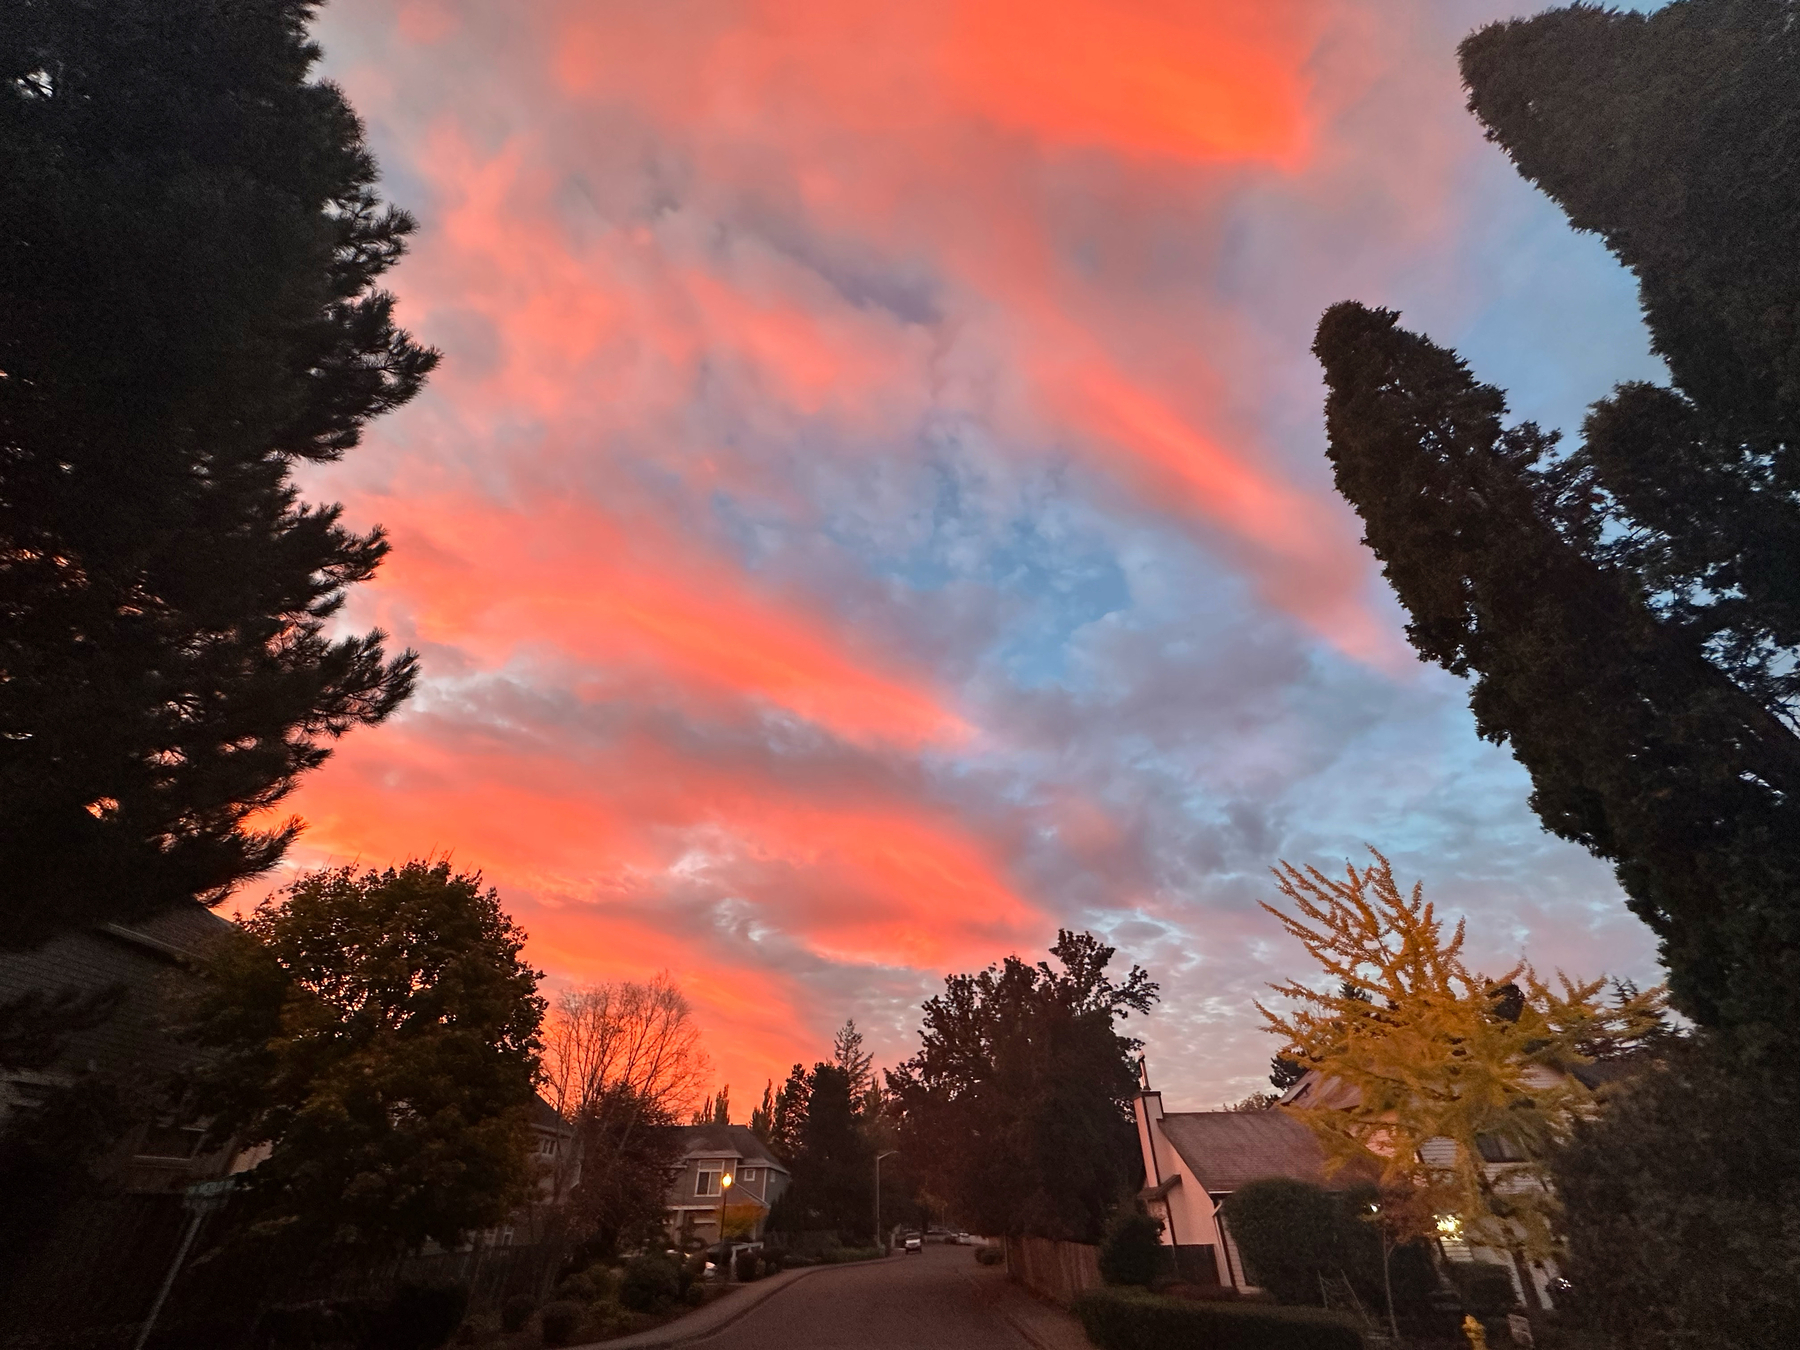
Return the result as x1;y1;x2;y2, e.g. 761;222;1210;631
1476;1133;1529;1163
741;1168;756;1181
696;1168;721;1197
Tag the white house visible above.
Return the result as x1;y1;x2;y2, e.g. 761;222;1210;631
1132;1058;1374;1291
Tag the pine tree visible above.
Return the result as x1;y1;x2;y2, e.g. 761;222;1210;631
769;1065;810;1160
749;1079;775;1142
1258;850;1665;1258
0;0;433;946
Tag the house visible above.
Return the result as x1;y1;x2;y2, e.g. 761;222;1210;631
0;898;248;1192
662;1123;790;1245
1132;1058;1374;1291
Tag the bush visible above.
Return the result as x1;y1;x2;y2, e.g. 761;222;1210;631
817;1245;883;1263
683;1283;707;1307
499;1295;537;1333
1447;1261;1519;1318
620;1253;680;1311
1220;1179;1350;1305
678;1251;707;1294
365;1282;469;1350
1074;1288;1362;1350
735;1248;761;1281
1551;1035;1800;1350
1099;1207;1165;1287
975;1246;1005;1266
538;1300;584;1348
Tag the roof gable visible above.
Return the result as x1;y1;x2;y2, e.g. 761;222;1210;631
666;1123;788;1173
1158;1109;1371;1194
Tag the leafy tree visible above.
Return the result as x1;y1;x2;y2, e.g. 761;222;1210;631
539;975;709;1255
1314;0;1800;1040
692;1085;731;1126
1269;1055;1307;1092
1258;851;1664;1260
182;862;543;1257
886;930;1158;1242
770;1063;873;1240
0;0;433;947
1550;1035;1800;1350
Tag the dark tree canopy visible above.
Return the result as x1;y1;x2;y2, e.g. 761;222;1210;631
182;862;544;1257
0;0;433;946
886;930;1157;1242
768;1062;875;1241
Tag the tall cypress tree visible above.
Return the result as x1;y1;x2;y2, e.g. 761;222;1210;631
1313;0;1800;1038
0;0;433;946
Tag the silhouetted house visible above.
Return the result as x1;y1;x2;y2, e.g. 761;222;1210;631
0;899;245;1192
661;1124;790;1244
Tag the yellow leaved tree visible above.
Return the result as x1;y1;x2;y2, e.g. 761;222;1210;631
1257;850;1665;1261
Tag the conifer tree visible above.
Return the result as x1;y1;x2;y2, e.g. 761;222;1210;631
1258;851;1664;1259
0;0;432;945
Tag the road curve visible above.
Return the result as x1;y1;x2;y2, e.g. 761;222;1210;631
691;1244;1037;1350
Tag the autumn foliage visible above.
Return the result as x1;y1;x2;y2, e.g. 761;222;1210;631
1258;850;1664;1256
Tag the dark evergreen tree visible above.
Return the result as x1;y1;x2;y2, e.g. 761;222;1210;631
886;930;1157;1242
0;0;433;947
772;1063;874;1241
769;1062;811;1161
1315;4;1800;1338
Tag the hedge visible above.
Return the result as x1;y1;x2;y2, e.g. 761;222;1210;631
1074;1288;1364;1350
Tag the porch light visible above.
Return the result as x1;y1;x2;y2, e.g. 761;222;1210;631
1435;1214;1463;1239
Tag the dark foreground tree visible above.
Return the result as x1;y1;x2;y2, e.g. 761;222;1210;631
182;862;543;1258
886;930;1157;1241
1315;1;1800;1338
769;1062;874;1241
1550;1035;1800;1350
0;0;434;947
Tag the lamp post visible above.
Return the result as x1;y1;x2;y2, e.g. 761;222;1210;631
719;1169;734;1273
874;1150;898;1253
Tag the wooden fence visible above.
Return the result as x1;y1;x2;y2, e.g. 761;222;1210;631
1002;1236;1103;1306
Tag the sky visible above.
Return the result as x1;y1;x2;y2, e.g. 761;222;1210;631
269;0;1671;1109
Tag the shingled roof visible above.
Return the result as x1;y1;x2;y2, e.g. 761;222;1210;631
1157;1109;1372;1194
667;1123;788;1172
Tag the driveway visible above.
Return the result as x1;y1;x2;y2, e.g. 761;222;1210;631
676;1243;1079;1350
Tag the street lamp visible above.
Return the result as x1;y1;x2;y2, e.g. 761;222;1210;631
719;1170;734;1277
875;1150;898;1252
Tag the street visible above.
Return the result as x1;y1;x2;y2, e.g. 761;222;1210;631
692;1244;1048;1350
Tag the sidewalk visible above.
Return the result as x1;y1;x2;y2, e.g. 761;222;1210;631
572;1260;858;1350
960;1261;1093;1350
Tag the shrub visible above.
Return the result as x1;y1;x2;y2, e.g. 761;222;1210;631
975;1246;1005;1266
620;1253;680;1311
499;1295;537;1333
1074;1288;1362;1350
734;1248;761;1281
1220;1179;1347;1305
678;1252;707;1294
364;1282;469;1350
1099;1207;1165;1287
538;1300;584;1348
818;1245;883;1263
1447;1261;1519;1318
683;1283;707;1307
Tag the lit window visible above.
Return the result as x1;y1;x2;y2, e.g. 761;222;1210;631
696;1168;721;1197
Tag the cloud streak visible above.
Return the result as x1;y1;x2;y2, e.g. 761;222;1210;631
277;0;1671;1106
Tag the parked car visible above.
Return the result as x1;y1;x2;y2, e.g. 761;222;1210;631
953;1232;973;1245
903;1231;923;1254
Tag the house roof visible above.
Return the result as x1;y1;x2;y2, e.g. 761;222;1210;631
529;1093;574;1136
667;1123;789;1173
1158;1109;1371;1195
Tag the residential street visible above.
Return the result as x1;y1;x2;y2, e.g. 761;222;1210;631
682;1245;1081;1350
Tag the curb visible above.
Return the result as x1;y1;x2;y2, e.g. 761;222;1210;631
569;1256;889;1350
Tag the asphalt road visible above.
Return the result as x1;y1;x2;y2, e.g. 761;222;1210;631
691;1244;1039;1350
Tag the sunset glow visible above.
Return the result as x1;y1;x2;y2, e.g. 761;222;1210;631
275;0;1671;1106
